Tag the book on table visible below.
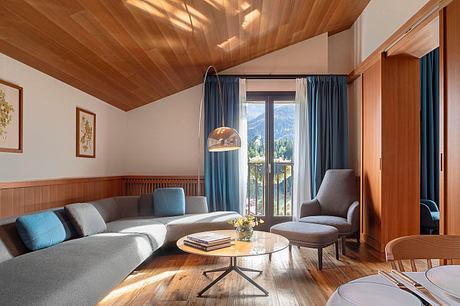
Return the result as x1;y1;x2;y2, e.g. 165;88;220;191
184;239;232;251
187;232;231;246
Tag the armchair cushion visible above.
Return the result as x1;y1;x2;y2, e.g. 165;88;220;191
299;199;321;218
299;215;351;235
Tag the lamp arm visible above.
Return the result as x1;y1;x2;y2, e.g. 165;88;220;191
197;65;225;195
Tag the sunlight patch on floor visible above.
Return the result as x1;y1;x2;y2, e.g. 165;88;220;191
100;270;182;302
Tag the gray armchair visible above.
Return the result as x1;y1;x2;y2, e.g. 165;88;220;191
420;199;439;234
299;169;359;255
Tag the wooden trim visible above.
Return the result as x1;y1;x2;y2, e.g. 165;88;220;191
76;107;96;158
439;7;446;235
386;14;439;58
348;0;452;82
0;78;23;153
0;176;123;189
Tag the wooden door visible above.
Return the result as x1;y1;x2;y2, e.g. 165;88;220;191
361;61;382;251
381;54;421;248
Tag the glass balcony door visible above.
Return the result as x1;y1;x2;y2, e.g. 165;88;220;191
245;91;295;229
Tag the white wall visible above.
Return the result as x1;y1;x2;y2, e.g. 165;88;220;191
348;0;430;174
125;33;335;176
125;84;203;176
328;28;354;74
356;0;429;61
0;54;127;181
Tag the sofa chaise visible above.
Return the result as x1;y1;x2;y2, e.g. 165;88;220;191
0;194;240;306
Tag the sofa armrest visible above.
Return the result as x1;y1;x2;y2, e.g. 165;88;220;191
299;199;321;218
346;201;360;233
185;196;209;214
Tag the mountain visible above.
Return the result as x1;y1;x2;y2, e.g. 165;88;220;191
247;105;295;142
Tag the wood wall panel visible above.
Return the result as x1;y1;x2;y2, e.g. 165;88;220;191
0;176;203;218
443;0;460;235
0;177;123;218
381;54;421;247
361;61;382;251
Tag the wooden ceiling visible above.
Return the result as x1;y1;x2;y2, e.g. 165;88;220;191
0;0;369;111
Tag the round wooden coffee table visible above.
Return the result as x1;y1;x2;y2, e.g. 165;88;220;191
177;230;289;297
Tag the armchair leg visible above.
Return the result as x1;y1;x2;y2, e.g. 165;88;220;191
355;232;360;244
341;237;346;256
335;241;340;260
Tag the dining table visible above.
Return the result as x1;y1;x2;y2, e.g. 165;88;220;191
327;272;460;306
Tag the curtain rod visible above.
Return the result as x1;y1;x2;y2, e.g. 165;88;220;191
207;74;347;79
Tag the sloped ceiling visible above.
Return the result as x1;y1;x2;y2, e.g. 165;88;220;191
0;0;369;111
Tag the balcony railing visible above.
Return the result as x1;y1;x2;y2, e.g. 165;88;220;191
246;161;293;217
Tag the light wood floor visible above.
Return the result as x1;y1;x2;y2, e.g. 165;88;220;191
96;239;396;306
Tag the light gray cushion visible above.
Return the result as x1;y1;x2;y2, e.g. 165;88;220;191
139;194;154;216
299;215;352;234
113;196;139;219
270;221;338;246
0;233;153;306
106;218;167;251
65;203;107;236
157;211;241;243
90;198;119;222
185;196;209;214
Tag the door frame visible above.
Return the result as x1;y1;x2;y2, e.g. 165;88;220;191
246;91;296;230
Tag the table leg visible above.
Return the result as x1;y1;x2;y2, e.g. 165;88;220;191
198;267;233;297
198;256;268;297
234;266;269;296
239;267;263;274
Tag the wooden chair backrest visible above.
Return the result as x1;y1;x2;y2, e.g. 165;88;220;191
385;235;460;272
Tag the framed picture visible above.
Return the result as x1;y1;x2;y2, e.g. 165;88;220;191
0;79;23;153
76;107;96;158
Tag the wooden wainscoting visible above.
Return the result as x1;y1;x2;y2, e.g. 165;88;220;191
123;176;204;197
0;175;204;218
0;176;124;218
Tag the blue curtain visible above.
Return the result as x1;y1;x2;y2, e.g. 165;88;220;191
307;75;349;197
420;48;439;206
204;76;240;212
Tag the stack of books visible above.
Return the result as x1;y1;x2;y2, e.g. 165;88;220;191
184;232;232;251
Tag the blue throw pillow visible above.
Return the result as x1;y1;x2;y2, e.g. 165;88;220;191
153;188;185;217
16;211;74;251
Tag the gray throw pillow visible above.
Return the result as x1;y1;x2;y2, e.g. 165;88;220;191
65;203;107;236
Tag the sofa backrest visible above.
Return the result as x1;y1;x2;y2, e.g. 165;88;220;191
0;194;208;263
90;196;140;222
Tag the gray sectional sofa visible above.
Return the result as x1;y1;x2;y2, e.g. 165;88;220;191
0;195;240;306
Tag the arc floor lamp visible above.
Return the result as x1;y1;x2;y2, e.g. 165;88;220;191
197;65;241;194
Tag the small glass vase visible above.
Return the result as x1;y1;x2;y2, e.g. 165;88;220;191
236;225;254;241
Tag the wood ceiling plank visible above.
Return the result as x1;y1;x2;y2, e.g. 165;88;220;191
0;0;369;110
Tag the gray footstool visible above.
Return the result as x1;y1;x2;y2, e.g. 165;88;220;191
270;222;339;270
